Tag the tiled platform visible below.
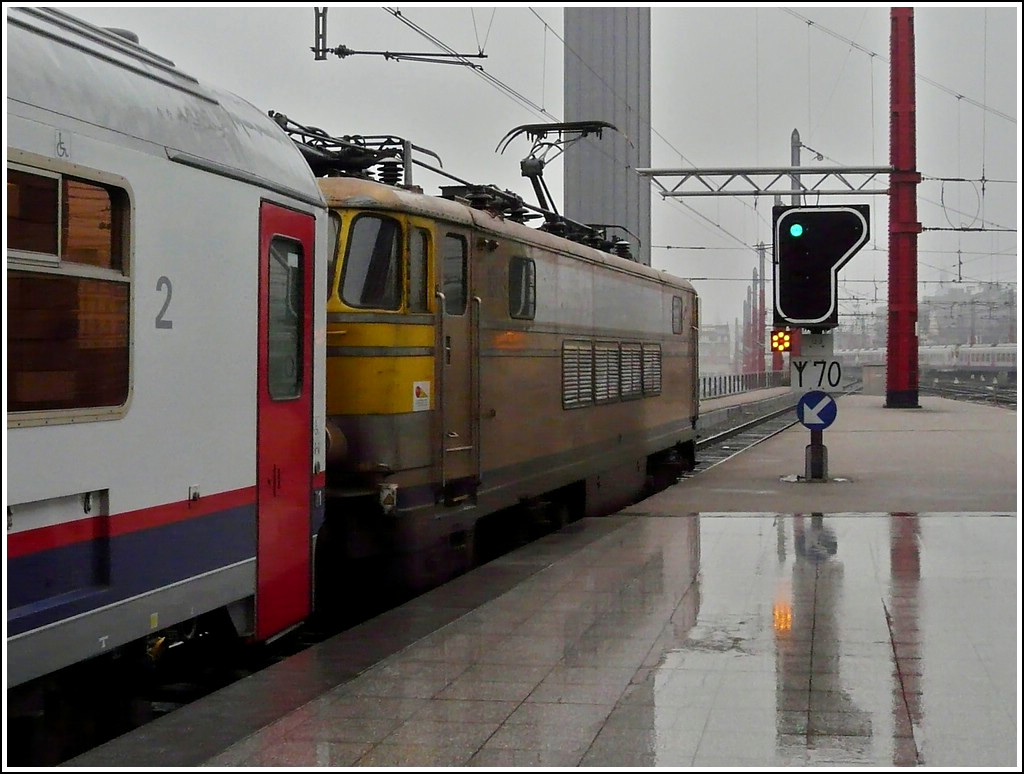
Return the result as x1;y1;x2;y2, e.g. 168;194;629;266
65;395;1020;768
188;513;1014;768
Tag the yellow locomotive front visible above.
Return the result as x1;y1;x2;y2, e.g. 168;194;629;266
319;177;481;595
323;183;435;495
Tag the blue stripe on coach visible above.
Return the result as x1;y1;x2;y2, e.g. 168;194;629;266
7;503;257;636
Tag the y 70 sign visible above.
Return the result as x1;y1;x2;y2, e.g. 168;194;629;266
791;357;843;391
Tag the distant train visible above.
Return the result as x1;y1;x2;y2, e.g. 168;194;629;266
6;6;700;709
837;343;1017;380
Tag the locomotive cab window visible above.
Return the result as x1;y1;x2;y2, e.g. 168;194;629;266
442;233;467;315
326;211;342;301
509;256;536;320
7;166;130;417
408;227;430;313
340;213;401;310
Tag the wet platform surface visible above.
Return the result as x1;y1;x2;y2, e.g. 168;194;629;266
65;395;1019;768
189;513;1015;768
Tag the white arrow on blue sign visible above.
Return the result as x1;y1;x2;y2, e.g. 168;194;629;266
797;390;838;429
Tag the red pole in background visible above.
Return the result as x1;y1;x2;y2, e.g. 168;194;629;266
758;246;766;377
751;268;760;374
886;7;922;408
747;282;758;375
733;316;742;374
743;288;751;374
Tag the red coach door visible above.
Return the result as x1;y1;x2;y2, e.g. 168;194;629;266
256;202;315;640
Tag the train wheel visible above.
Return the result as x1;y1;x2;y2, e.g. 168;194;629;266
680;440;696;471
312;516;352;627
546;500;569;532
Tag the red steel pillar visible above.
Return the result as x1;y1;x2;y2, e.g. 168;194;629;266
758;247;766;377
751;267;760;374
886;7;922;407
743;288;751;374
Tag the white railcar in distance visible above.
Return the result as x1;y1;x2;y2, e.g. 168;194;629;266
836;343;1016;378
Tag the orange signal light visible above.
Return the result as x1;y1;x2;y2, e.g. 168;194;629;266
770;329;792;353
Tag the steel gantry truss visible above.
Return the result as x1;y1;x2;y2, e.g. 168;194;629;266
636;165;892;198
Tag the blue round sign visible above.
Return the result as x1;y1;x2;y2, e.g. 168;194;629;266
797;390;838;430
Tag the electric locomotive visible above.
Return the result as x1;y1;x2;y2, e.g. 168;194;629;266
271;115;701;610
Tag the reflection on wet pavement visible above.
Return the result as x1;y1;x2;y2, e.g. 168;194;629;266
208;512;1017;768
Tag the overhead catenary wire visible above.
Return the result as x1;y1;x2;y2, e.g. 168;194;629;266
530;8;768;253
384;7;556;121
469;8;496;55
381;8;1012;284
783;8;1016;124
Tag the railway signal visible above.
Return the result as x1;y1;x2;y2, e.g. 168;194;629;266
773;205;870;329
770;329;792;353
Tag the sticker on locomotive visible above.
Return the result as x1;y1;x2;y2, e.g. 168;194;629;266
413;381;431;411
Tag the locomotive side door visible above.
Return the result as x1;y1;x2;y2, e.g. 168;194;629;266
256;201;315;639
436;230;478;504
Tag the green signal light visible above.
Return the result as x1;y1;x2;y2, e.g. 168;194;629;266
789;223;804;238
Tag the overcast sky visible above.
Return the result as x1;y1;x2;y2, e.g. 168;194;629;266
44;4;1019;332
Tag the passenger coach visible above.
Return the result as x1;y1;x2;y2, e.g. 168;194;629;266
6;8;328;692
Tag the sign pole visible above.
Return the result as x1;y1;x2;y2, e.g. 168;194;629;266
796;390;837;482
805;427;827;481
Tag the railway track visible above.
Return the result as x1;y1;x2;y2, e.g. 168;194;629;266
920;379;1016;407
683;405;800;479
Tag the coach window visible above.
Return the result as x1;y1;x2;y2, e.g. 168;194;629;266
672;296;683;334
408;228;430;313
341;213;401;310
442;233;467;315
267;237;304;400
8;169;59;256
508;256;536;320
8;167;130;416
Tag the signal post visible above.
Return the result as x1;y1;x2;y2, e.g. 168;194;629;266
772;205;869;481
636;165;888;480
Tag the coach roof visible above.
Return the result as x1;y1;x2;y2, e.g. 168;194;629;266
7;7;323;206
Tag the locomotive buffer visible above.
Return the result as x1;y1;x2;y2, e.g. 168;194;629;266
773;205;869;481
